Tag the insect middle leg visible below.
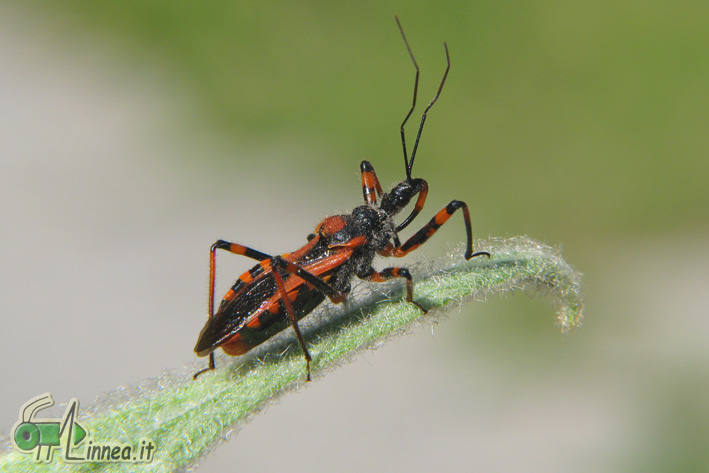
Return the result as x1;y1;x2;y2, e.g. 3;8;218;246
270;267;314;381
359;266;426;312
384;200;491;260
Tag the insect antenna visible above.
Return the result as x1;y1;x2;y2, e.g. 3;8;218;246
396;17;451;180
396;15;419;181
407;41;450;178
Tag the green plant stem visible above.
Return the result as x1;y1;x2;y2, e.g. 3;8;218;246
0;236;583;472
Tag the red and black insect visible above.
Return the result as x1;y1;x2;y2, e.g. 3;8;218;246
193;17;490;380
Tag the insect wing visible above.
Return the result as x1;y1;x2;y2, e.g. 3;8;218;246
194;247;354;356
194;264;276;355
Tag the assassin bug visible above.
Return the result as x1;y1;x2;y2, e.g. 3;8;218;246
193;17;490;380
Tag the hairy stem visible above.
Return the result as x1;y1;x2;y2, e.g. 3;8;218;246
0;236;583;472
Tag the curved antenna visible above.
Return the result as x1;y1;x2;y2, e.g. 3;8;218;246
396;15;418;181
408;41;450;176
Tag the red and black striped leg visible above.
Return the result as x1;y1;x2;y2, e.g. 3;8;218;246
270;256;352;381
360;266;427;313
271;256;347;303
194;240;346;380
392;200;491;260
194;240;273;380
195;241;268;380
361;160;384;204
208;240;272;319
271;267;312;381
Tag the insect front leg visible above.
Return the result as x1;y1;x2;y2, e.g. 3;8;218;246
360;161;384;204
385;200;491;260
358;266;426;313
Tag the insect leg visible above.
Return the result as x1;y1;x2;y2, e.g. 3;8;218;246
266;256;353;382
208;243;346;306
194;241;348;380
271;267;313;381
208;240;272;316
387;200;490;260
194;240;274;380
360;160;384;204
271;256;347;303
193;354;216;380
359;266;426;312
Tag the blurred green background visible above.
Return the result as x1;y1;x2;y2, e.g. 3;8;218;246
20;0;708;241
2;1;708;472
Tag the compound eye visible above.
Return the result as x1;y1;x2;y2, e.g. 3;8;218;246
395;188;412;208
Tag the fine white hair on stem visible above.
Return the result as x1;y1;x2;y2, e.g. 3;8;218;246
0;236;582;473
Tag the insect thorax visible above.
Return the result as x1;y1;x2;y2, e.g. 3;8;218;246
350;205;396;251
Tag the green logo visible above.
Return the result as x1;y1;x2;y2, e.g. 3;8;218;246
11;393;155;463
12;393;86;462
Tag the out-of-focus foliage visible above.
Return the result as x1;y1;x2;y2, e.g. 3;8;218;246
10;2;709;471
23;0;709;245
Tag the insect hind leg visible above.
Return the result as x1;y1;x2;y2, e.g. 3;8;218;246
194;241;347;381
193;240;273;380
193;354;215;380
